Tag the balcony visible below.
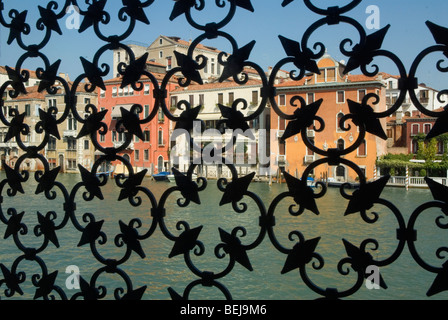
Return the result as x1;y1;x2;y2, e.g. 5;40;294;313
63;130;77;138
304;155;315;164
113;141;134;150
277;154;286;164
276;130;284;138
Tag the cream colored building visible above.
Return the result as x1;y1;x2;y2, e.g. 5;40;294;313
113;36;223;83
1;79;97;173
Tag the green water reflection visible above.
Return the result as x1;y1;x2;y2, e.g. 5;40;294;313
0;172;446;300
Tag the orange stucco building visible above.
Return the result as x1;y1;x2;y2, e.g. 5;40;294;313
271;54;388;183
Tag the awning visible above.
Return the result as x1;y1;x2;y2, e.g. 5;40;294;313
111;104;134;119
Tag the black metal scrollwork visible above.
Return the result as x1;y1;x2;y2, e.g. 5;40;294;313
0;0;447;300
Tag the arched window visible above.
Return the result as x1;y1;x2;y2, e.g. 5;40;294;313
336;165;345;178
337;138;345;151
337;112;344;131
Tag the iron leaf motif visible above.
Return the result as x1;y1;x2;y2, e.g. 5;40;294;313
78;220;104;247
119;220;145;258
121;53;149;89
121;286;147;300
4;112;26;143
38;108;60;140
7;10;28;45
78;0;107;33
281;237;320;274
76;109;108;139
426;21;448;58
122;0;151;25
347;99;388;140
174;105;202;132
33;271;58;299
78;164;104;200
344;25;390;74
425;109;448;140
169;0;196;21
425;176;448;214
218;228;253;271
218;104;254;139
118;170;148;201
3;162;24;195
427;261;448;297
119;106;144;141
281;99;323;141
0;264;23;296
219;172;255;206
172;168;201;205
219;41;256;82
4;211;25;239
279;35;320;75
80;57;106;91
38;5;62;35
345;175;390;215
37;60;61;93
36;212;59;248
169;226;203;258
174;51;203;85
5;66;27;96
35;167;61;194
79;276;99;300
283;171;319;215
167;287;184;300
343;239;387;289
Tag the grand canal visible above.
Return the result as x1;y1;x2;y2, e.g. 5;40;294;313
0;171;446;300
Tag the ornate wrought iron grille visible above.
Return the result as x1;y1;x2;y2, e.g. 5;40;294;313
0;0;448;301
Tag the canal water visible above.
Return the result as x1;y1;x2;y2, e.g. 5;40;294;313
0;172;446;300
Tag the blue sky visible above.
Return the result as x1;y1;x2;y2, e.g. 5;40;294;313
1;0;448;90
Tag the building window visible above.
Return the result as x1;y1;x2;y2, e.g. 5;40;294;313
420;90;429;104
424;123;432;134
159;51;163;58
229;92;234;105
135;150;139;161
199;94;204;106
84;140;89;150
144;130;150;142
307;93;315;104
412;124;419;135
189;95;194;106
279;116;286;130
100;89;106;98
358;89;366;102
337;91;345;103
279;139;285;156
412;140;419;154
158;129;164;146
112;87;117;97
144;105;149;118
144;149;149;161
218;93;223;105
337;112;344;131
48;137;56;150
144;84;150;95
158;109;165;123
337;138;345;151
171;96;178;109
279;94;286;106
326;68;336;82
358;140;366;156
336;165;345;178
68;113;77;131
67;138;77;150
252;91;259;106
